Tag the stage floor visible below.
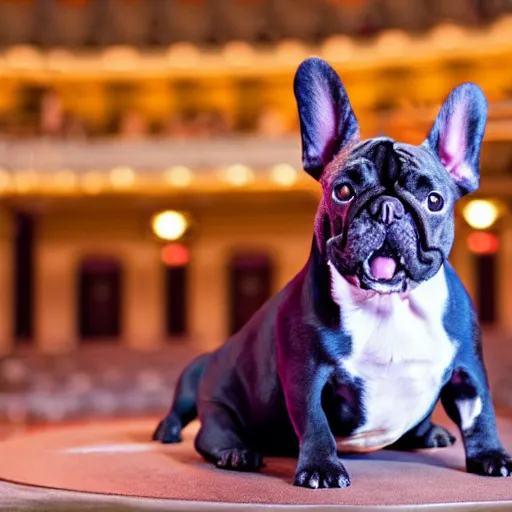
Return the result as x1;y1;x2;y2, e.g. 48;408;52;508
0;411;511;511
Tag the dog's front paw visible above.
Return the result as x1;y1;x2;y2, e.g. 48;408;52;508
423;425;456;448
293;459;350;489
215;448;264;472
467;451;512;477
152;415;182;444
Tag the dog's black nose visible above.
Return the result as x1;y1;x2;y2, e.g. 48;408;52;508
370;196;404;225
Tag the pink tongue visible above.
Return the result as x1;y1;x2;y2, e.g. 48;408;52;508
370;256;396;280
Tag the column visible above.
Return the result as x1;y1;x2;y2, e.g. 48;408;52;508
450;220;475;301
275;234;312;292
35;241;77;353
188;237;227;353
124;242;165;350
0;208;13;355
489;220;512;403
498;220;512;332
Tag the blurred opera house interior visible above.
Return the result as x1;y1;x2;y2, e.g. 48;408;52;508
0;0;511;424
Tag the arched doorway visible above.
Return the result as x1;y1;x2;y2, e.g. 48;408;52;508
228;253;273;336
78;257;122;340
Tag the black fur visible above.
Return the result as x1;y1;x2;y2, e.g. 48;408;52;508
294;57;359;180
154;58;511;488
441;265;511;477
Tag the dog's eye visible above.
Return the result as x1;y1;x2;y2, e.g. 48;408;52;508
427;192;444;212
333;184;354;203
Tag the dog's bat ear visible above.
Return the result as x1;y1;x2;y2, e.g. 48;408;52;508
423;83;487;196
294;57;359;181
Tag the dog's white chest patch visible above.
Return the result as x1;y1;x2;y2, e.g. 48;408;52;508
329;264;456;452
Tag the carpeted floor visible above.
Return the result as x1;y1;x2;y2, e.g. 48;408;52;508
0;410;511;508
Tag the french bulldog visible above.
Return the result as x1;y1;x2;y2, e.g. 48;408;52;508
154;57;512;488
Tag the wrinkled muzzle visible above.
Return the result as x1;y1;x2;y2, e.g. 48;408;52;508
326;186;445;293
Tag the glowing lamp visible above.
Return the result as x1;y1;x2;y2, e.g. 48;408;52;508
271;164;297;187
81;171;105;195
276;39;307;65
0;170;11;191
14;170;39;193
321;35;354;61
467;231;500;255
53;170;77;190
166;43;200;68
164;166;193;188
221;164;254;187
110;166;135;189
462;200;499;230
152;211;188;241
161;243;189;267
101;46;139;71
223;41;255;67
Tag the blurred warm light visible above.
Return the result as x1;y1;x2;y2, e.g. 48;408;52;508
47;49;74;72
101;46;140;71
221;164;254;187
152;211;188;241
166;43;200;68
161;243;190;267
489;15;512;44
164;166;193;188
321;35;355;61
271;164;297;187
53;170;77;191
374;29;411;56
4;45;41;70
429;22;468;51
110;166;136;189
463;200;499;230
223;41;255;67
81;171;106;195
276;39;308;65
13;170;39;193
467;231;500;255
0;170;11;192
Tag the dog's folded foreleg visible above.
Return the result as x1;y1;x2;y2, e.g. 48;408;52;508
387;409;456;450
194;402;264;472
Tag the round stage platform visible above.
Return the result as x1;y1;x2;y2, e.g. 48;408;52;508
0;413;511;511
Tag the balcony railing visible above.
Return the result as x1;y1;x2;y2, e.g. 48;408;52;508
0;137;302;172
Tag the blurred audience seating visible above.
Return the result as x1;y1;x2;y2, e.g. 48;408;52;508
0;343;199;426
0;331;510;427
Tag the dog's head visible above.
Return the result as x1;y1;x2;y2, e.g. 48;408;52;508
294;57;487;294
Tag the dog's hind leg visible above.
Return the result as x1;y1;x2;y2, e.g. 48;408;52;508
153;353;210;443
195;402;264;472
387;412;456;451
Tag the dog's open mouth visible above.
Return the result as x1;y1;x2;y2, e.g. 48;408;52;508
360;244;408;292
